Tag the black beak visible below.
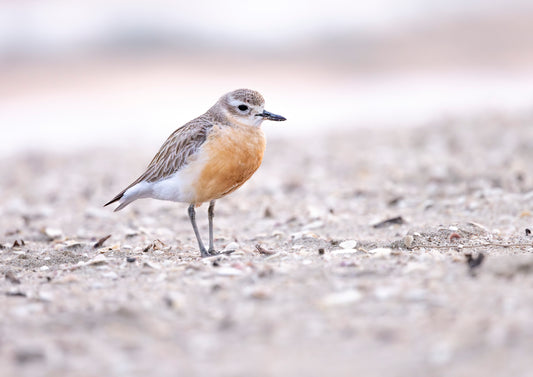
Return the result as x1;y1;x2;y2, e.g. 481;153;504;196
256;110;286;121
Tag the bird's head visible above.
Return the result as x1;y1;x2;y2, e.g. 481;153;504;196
218;89;286;127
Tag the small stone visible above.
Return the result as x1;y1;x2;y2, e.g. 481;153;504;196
143;260;161;270
368;248;392;258
42;227;62;240
449;233;461;241
467;222;488;232
39;266;50;271
404;235;414;249
86;254;107;266
126;257;136;263
125;229;139;238
224;242;239;251
303;220;324;230
339;240;357;249
62;241;84;250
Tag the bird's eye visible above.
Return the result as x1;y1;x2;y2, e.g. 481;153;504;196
238;104;248;111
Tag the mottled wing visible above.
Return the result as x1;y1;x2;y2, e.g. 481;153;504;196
104;116;213;206
138;116;213;183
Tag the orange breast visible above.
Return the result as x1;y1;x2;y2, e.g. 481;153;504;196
193;125;266;204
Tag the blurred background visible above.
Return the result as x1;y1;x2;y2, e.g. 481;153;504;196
1;0;533;156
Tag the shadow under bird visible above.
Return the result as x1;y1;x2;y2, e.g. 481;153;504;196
104;89;286;257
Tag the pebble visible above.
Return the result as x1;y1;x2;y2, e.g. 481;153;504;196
39;266;50;271
61;241;84;251
143;260;162;270
404;235;414;249
42;227;62;240
224;242;239;251
368;248;392;258
339;240;357;249
125;229;139;237
86;254;108;266
290;231;319;240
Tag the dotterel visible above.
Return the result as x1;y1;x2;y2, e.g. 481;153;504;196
105;89;286;257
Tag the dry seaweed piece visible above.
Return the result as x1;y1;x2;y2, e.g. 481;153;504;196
373;216;405;228
255;244;276;255
93;234;111;248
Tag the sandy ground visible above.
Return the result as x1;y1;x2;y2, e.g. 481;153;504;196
1;114;533;377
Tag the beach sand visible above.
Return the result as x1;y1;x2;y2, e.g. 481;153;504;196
1;114;533;376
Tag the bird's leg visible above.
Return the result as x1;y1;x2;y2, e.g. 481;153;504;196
206;201;234;256
208;200;216;254
188;204;208;257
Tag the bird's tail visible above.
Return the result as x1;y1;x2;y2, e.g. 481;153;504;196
104;190;133;212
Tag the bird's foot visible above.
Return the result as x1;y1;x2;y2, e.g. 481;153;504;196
200;248;235;258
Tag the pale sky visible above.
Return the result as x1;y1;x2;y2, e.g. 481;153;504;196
1;0;532;55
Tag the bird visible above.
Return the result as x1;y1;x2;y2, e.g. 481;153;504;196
104;89;286;257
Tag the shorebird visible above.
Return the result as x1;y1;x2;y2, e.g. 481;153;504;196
105;89;286;257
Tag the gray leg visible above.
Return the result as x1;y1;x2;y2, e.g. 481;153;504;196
208;200;216;253
188;204;208;257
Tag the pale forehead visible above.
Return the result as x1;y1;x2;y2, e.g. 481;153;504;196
226;89;265;106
